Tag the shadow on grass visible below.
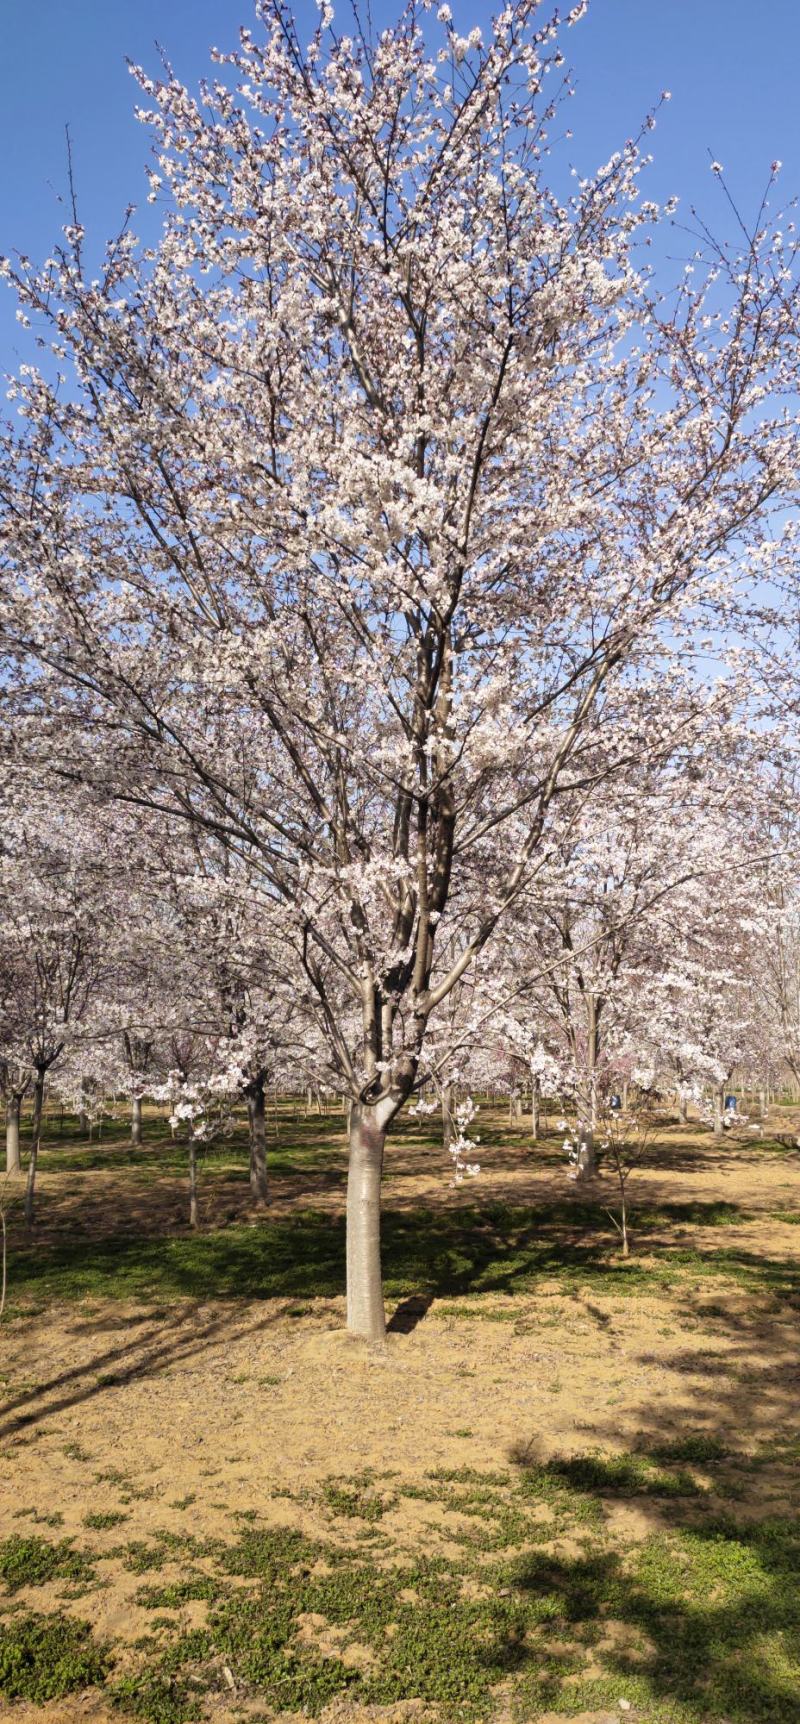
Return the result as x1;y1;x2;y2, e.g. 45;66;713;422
7;1201;800;1314
511;1527;800;1722
504;1433;800;1723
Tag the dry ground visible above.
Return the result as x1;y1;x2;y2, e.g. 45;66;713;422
1;1106;799;1724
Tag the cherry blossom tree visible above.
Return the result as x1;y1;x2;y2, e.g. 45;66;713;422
0;794;106;1213
2;0;800;1334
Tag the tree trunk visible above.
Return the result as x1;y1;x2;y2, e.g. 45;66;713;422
247;1073;269;1204
24;1071;45;1228
575;1127;597;1179
678;1093;688;1125
621;1202;629;1257
621;1080;629;1114
442;1084;452;1153
188;1138;198;1228
78;1110;89;1134
713;1086;725;1139
131;1094;143;1146
5;1095;22;1176
31;1071;44;1157
531;1080;539;1142
346;1104;386;1341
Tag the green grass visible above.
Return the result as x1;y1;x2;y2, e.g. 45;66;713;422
112;1663;204;1723
320;1477;393;1521
4;1110;800;1719
84;1510;129;1530
0;1611;109;1701
0;1535;96;1594
6;1195;799;1313
544;1451;704;1498
1;1463;799;1721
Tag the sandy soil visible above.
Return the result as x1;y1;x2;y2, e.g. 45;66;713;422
1;1115;799;1723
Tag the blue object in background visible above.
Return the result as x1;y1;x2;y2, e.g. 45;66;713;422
725;1095;737;1113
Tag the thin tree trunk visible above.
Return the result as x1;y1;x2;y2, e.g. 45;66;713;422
247;1072;269;1204
713;1086;725;1139
531;1079;539;1142
346;1104;386;1341
131;1094;143;1146
678;1093;688;1125
24;1139;39;1228
31;1074;44;1148
442;1084;453;1153
5;1095;22;1176
575;1126;597;1179
188;1138;198;1228
620;1187;629;1257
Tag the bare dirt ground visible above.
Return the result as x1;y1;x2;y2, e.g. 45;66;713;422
1;1111;799;1723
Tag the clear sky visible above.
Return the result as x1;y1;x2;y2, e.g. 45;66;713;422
1;0;799;369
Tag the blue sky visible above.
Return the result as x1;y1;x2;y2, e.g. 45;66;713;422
1;0;799;369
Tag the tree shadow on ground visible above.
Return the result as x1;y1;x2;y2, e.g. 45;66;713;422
507;1526;800;1722
387;1290;435;1333
6;1201;800;1311
0;1303;287;1444
501;1255;800;1720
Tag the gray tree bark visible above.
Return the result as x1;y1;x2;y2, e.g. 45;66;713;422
247;1072;269;1203
574;1128;597;1179
131;1094;143;1146
346;1104;386;1341
188;1138;198;1227
442;1084;453;1153
24;1069;46;1227
31;1072;44;1157
5;1094;22;1176
24;1141;39;1227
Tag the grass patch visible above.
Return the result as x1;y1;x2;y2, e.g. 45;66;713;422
321;1478;392;1522
650;1434;732;1465
135;1577;217;1610
545;1451;704;1498
0;1610;108;1702
1;1466;798;1722
111;1665;203;1723
8;1195;799;1313
0;1535;96;1594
